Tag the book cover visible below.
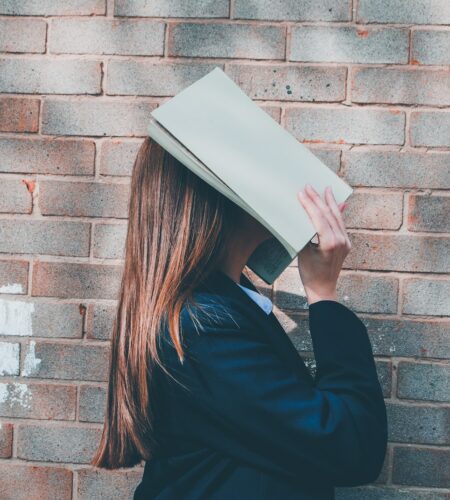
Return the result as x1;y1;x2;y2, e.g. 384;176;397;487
148;67;353;284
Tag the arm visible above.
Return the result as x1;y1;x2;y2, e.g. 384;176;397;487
163;300;388;486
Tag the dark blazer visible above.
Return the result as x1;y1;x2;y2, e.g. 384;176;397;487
133;269;388;499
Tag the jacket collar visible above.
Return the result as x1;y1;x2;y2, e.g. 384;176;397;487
197;268;313;382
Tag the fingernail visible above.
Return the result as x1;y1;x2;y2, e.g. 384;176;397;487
298;191;304;197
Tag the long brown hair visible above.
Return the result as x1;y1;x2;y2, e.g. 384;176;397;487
91;136;241;469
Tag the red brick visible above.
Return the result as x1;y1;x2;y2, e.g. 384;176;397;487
17;424;102;464
344;190;403;229
0;382;76;420
32;262;122;300
410;111;450;147
99;139;142;177
77;467;142;498
0;58;101;94
0;299;83;338
0;137;95;175
0;18;46;53
21;341;110;381
79;385;107;422
0;97;39;133
392;446;450;487
275;267;398;314
93;223;127;259
407;194;450;232
402;278;450;317
0;260;28;295
345;233;450;273
0;464;72;500
288;314;450;359
0;1;105;15
86;303;116;340
0;179;32;214
39;180;130;218
352;67;450;106
0;220;90;257
42;98;157;137
0;422;13;458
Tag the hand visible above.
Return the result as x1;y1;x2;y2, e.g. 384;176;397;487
296;184;350;306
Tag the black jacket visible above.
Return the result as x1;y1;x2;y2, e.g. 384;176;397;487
133;269;388;499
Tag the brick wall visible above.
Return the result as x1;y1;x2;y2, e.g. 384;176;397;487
0;0;449;498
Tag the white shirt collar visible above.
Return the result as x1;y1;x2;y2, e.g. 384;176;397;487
237;283;273;315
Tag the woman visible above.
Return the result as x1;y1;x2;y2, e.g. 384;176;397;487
92;137;388;499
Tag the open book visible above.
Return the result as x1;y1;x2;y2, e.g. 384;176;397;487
148;67;353;285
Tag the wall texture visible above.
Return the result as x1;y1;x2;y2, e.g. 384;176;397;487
0;0;449;498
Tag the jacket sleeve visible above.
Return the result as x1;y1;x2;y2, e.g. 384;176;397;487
163;299;388;487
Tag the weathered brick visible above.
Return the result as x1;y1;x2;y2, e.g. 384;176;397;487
234;0;351;21
376;360;393;398
357;0;450;24
0;422;13;457
49;18;165;56
397;361;450;403
0;463;72;500
0;58;101;94
0;179;31;214
0;0;105;15
0;382;76;420
115;0;228;17
39;180;130;218
408;194;450;232
386;402;449;445
0;137;95;175
77;467;142;499
32;262;122;300
21;341;110;381
107;61;222;96
41;98;157;136
411;29;450;65
286;313;449;359
0;342;20;376
0;18;46;53
306;148;341;173
86;303;116;340
352;67;450;106
290;26;408;64
344;190;403;229
346;233;450;273
0;299;83;338
17;424;102;463
0;220;90;257
0;260;28;294
99;139;142;176
226;63;346;102
410;111;450;147
0;97;39;133
343;150;450;189
392;447;449;487
168;22;286;59
285;107;405;145
335;486;447;498
275;267;399;314
402;278;450;317
93;223;127;259
79;385;106;422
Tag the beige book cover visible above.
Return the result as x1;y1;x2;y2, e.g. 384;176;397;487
148;67;353;285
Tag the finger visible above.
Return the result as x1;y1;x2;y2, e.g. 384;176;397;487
324;187;349;236
304;184;343;243
325;188;351;247
297;189;334;249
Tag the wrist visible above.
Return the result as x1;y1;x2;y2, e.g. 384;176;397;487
305;289;338;306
